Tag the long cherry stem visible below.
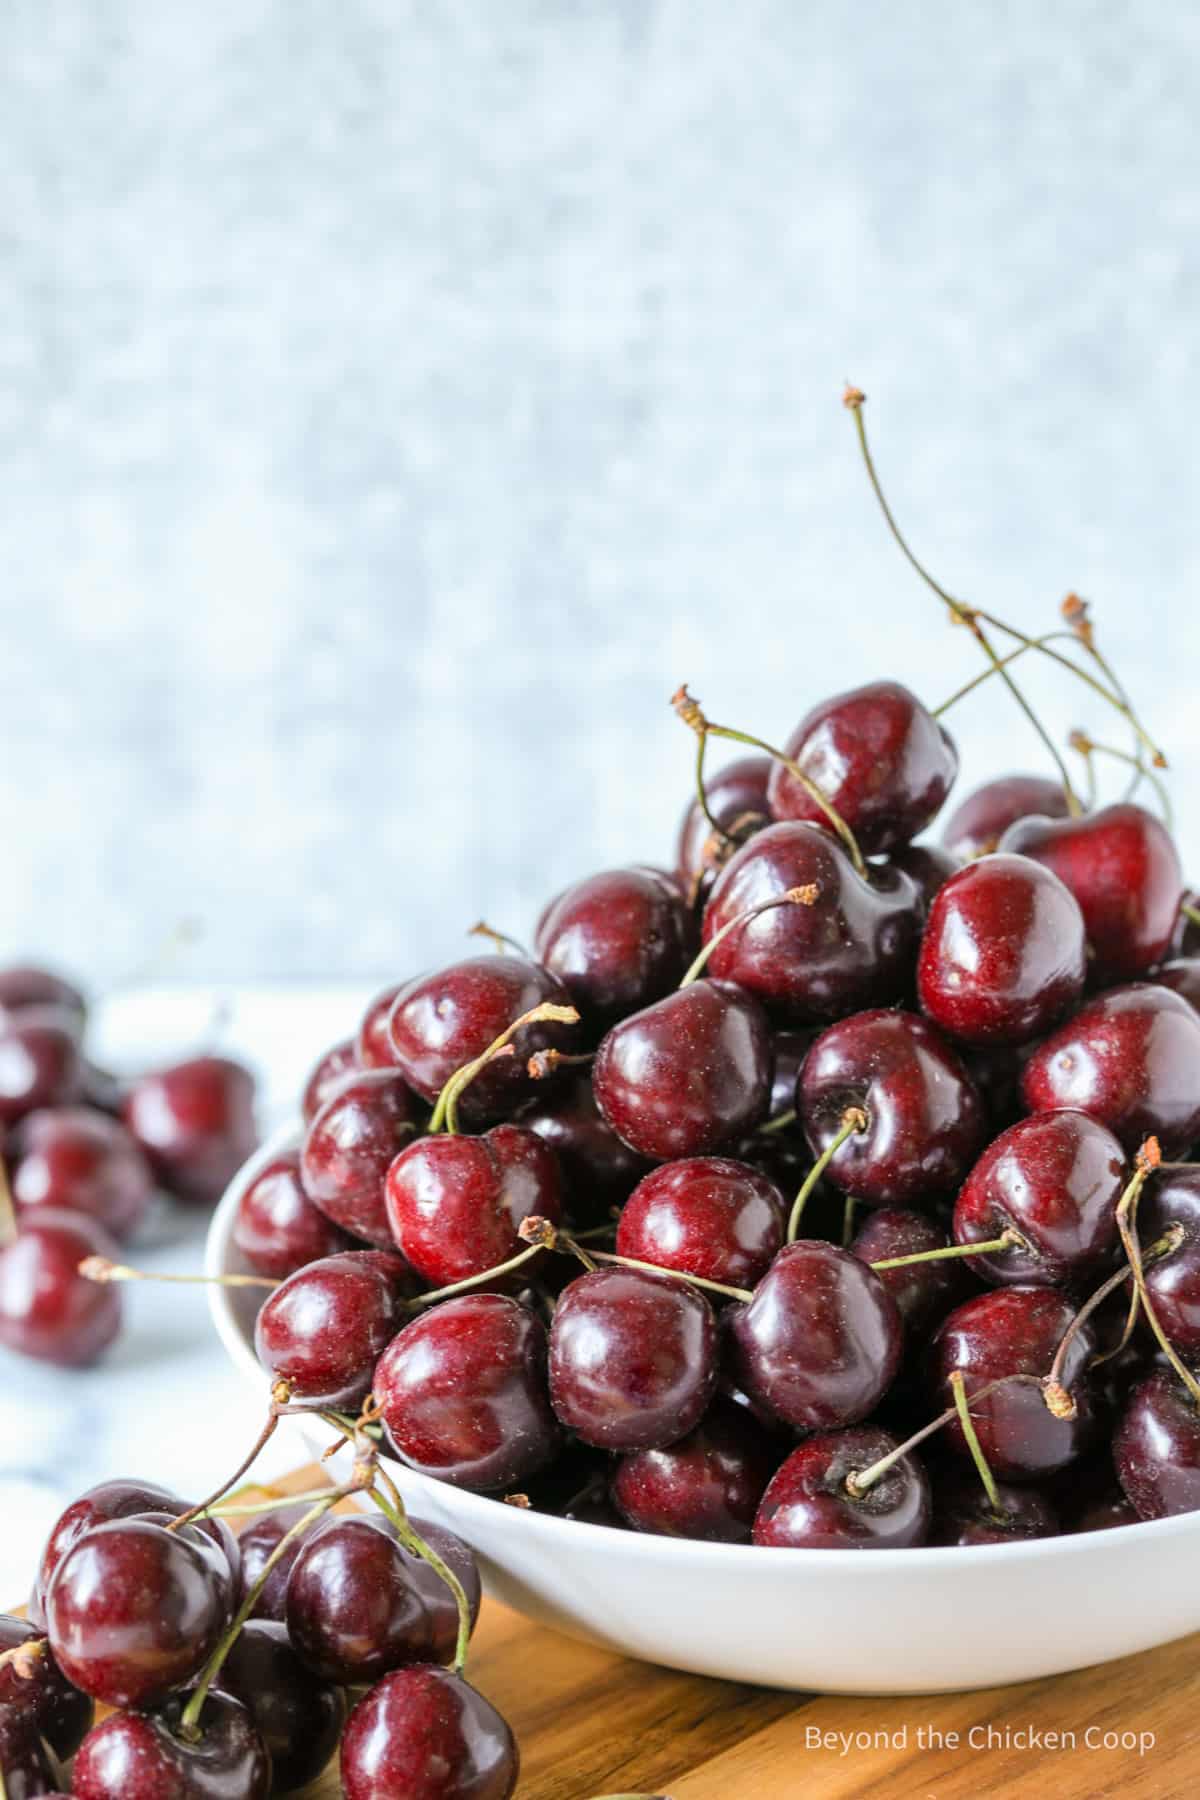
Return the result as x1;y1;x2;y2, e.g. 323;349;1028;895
678;886;819;988
1043;1225;1184;1415
787;1108;866;1243
428;1000;580;1135
581;1244;753;1304
1070;731;1172;827
78;1257;279;1290
868;1230;1021;1272
369;1476;474;1675
0;1159;16;1252
1115;1141;1200;1409
468;920;531;957
846;1374;1042;1497
949;1370;1001;1513
932;631;1079;718
404;1218;560;1308
168;1412;279;1535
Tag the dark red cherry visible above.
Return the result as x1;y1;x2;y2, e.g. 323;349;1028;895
0;1705;58;1800
850;1209;972;1337
123;1055;258;1205
930;1473;1060;1545
534;867;694;1035
518;1073;651;1229
1114;1369;1200;1519
676;753;772;905
286;1514;431;1683
0;964;86;1029
1000;803;1183;983
233;1149;354;1279
72;1689;270;1800
799;1008;985;1207
46;1518;225;1708
616;1156;784;1291
1073;1491;1140;1532
767;680;958;855
548;1267;717;1451
235;1503;317;1624
301;1037;358;1122
1153;958;1200;1013
701;823;918;1023
341;1666;518;1800
0;1209;123;1366
728;1241;902;1431
1021;982;1200;1157
388;956;579;1123
0;1007;83;1125
1140;1220;1200;1358
11;1107;154;1240
610;1399;777;1542
358;983;406;1068
952;1110;1126;1286
213;1619;345;1793
1140;1165;1200;1242
386;1124;562;1290
129;1509;240;1623
34;1478;190;1612
254;1248;409;1409
375;1293;560;1491
0;1615;92;1758
928;1286;1098;1480
753;1426;931;1549
399;1518;482;1666
941;774;1072;861
886;843;959;918
918;854;1087;1045
592;979;771;1161
300;1067;420;1247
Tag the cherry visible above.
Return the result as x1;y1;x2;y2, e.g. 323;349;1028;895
341;1665;518;1800
286;1514;432;1683
799;1009;985;1207
1155;957;1200;1014
34;1478;191;1613
0;963;86;1029
517;1073;651;1229
610;1399;778;1542
10;1107;155;1241
1138;1220;1200;1360
752;1426;931;1549
375;1293;560;1491
301;1038;358;1122
616;1156;784;1291
675;753;772;904
1074;1491;1140;1533
386;1124;562;1290
72;1689;270;1800
233;1148;354;1279
886;843;959;918
928;1287;1098;1480
0;1705;58;1800
918;854;1087;1045
46;1518;226;1708
952;1110;1126;1287
399;1518;482;1665
547;1266;717;1451
254;1248;410;1409
1000;802;1183;983
1021;982;1200;1157
767;680;958;855
534;866;694;1034
850;1209;973;1337
701;822;918;1022
1139;1165;1200;1242
728;1241;902;1431
0;1007;83;1125
592;979;771;1161
1114;1369;1200;1519
0;1209;123;1366
0;1615;92;1758
300;1068;420;1247
941;774;1072;861
235;1503;316;1624
213;1620;344;1793
123;1055;258;1205
388;957;579;1123
358;983;406;1068
930;1472;1059;1545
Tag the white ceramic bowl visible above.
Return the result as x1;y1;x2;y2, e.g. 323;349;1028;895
208;1125;1200;1694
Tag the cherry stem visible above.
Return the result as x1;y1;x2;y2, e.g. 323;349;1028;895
845;1373;1042;1497
428;1001;580;1136
787;1108;867;1243
678;886;820;987
581;1243;753;1303
0;1638;45;1680
78;1256;279;1290
672;685;869;878
1063;594;1152;798
1044;1226;1184;1411
931;631;1079;718
404;1219;559;1308
1070;731;1172;827
757;1107;796;1136
1181;902;1200;932
842;1194;859;1247
468;921;530;958
1115;1144;1200;1410
527;1048;594;1080
168;1413;280;1536
0;1159;16;1252
195;1486;342;1521
868;1230;1022;1272
368;1474;474;1676
949;1369;1002;1514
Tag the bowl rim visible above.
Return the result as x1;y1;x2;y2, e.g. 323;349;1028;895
206;1122;1200;1574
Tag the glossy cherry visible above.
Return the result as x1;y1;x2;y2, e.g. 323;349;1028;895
388;956;579;1122
0;1615;93;1758
1000;802;1183;983
675;753;772;904
1139;1219;1200;1360
753;1426;931;1549
592;978;771;1161
941;774;1071;861
386;1124;562;1290
952;1110;1126;1286
548;1266;717;1452
11;1106;155;1240
728;1241;902;1432
300;1067;420;1247
799;1008;985;1207
0;1006;83;1125
341;1665;518;1800
1021;982;1200;1157
123;1055;258;1205
0;964;86;1029
214;1619;345;1794
534;866;694;1034
34;1478;191;1612
616;1156;784;1291
0;1705;58;1800
358;983;406;1068
517;1073;651;1229
72;1689;270;1800
610;1399;778;1542
0;1209;123;1366
1114;1370;1200;1519
850;1209;973;1337
767;680;957;855
930;1473;1060;1545
1154;958;1200;1013
928;1286;1098;1480
301;1037;358;1122
701;822;918;1023
233;1149;354;1278
286;1514;431;1683
400;1518;482;1666
234;1502;317;1624
254;1248;410;1409
918;853;1087;1045
886;843;959;918
375;1293;560;1491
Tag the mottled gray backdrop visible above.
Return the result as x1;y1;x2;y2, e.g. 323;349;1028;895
3;2;1198;986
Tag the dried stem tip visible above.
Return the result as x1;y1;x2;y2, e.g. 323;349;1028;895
1137;1137;1163;1176
1068;729;1094;756
517;1214;559;1251
842;384;866;410
1061;592;1095;648
671;685;709;735
1042;1380;1078;1421
783;884;820;906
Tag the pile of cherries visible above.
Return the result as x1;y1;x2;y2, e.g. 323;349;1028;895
0;966;257;1368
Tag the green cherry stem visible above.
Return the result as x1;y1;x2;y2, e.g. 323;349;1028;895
77;1256;279;1290
1115;1141;1200;1410
1043;1225;1185;1413
787;1107;867;1244
368;1476;474;1676
845;1374;1042;1497
678;886;820;988
0;1159;16;1251
427;1000;580;1135
167;1412;280;1535
580;1243;753;1304
468;921;531;958
931;630;1080;719
1181;901;1200;932
758;1107;797;1137
1070;731;1172;828
949;1370;1002;1514
868;1230;1022;1272
403;1217;560;1308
